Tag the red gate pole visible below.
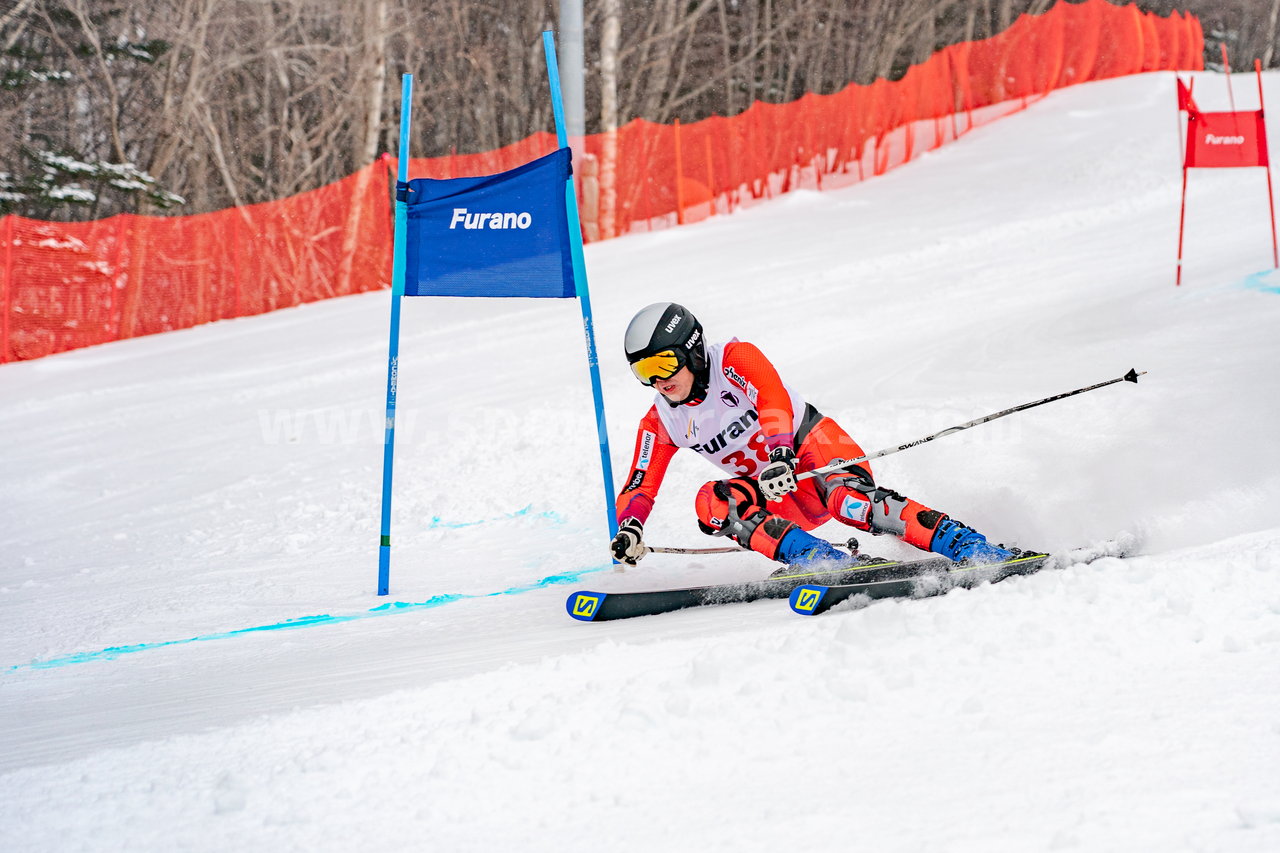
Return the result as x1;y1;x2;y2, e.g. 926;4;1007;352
1264;150;1277;270
1256;59;1278;268
1176;162;1189;286
1177;96;1196;287
1175;77;1192;161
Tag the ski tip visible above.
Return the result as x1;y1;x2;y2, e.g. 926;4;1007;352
567;591;607;622
789;584;829;616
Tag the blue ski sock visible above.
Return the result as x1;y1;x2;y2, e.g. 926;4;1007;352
775;528;847;566
929;517;1014;563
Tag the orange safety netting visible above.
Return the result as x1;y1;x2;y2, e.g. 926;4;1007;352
562;0;1204;237
0;164;391;362
1;0;1202;363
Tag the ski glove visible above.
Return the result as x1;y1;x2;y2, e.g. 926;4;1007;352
610;518;646;566
758;446;799;502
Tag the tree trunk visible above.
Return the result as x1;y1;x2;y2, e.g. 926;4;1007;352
1265;0;1280;69
356;0;389;167
600;0;620;239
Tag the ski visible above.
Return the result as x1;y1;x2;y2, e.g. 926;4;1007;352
788;552;1048;615
787;539;1133;616
566;554;954;622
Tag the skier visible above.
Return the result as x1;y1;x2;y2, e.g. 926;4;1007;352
610;302;1024;570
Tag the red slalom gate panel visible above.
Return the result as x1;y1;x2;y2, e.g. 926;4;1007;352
1184;111;1269;167
1178;77;1199;112
1176;60;1278;286
2;0;1204;363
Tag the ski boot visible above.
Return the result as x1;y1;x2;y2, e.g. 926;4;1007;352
929;517;1022;564
768;532;887;576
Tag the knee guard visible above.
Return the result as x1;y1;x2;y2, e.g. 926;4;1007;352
816;462;876;529
694;478;801;560
865;491;945;550
816;462;946;550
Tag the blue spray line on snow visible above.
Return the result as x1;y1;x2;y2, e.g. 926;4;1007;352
6;560;610;673
1239;269;1280;294
1175;269;1280;300
425;505;567;531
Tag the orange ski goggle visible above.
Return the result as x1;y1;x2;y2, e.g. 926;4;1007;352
629;350;683;385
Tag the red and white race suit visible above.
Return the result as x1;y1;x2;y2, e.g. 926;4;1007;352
615;338;945;554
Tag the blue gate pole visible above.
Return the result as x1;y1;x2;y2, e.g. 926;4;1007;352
542;31;620;541
377;73;414;596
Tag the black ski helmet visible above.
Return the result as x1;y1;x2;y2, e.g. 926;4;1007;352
624;302;708;386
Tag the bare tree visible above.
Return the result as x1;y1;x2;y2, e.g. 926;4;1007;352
1265;0;1280;67
355;0;389;167
599;0;620;239
6;0;1276;223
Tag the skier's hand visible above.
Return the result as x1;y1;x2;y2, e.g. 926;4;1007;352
757;446;798;502
610;518;646;566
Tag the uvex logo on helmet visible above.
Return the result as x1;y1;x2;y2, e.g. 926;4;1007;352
664;313;683;334
449;208;533;230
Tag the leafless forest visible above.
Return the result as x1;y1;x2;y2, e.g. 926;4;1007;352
2;0;1277;220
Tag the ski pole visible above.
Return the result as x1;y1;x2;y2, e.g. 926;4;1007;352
646;538;859;556
798;368;1146;482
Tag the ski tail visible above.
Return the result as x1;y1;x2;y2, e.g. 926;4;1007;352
789;585;829;614
567;592;608;622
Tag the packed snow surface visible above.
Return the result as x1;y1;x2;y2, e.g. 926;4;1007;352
3;72;1280;851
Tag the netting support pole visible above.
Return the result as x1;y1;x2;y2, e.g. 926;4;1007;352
1;215;12;363
673;118;686;225
704;135;716;217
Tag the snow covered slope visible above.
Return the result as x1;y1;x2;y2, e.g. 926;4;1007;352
2;72;1279;851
